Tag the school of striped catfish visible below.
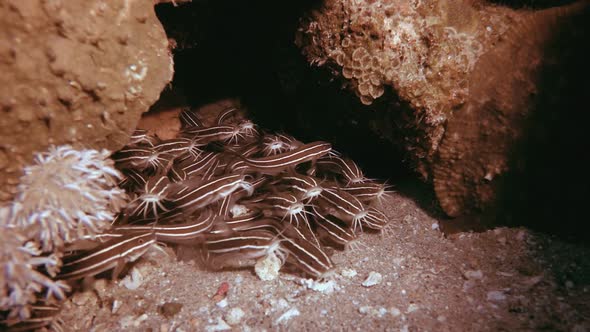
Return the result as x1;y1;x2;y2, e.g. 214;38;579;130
58;107;393;284
2;107;395;331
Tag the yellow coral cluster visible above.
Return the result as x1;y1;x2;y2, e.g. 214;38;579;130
335;46;385;105
298;0;488;114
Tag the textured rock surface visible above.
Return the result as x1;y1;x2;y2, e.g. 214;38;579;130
433;4;588;216
296;0;588;216
0;0;173;202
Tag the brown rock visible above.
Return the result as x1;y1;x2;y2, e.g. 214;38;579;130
433;2;587;216
296;0;588;216
158;302;183;318
0;0;173;202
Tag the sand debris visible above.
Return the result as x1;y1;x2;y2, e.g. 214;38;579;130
225;307;245;325
206;317;231;332
212;281;230;302
216;298;228;308
158;302;183;318
464;270;484;280
486;290;507;302
122;267;144;290
274;307;300;326
300;278;339;294
255;251;282;281
362;271;383;287
341;268;358;278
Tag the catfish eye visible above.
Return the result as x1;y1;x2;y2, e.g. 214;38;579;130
138;239;145;244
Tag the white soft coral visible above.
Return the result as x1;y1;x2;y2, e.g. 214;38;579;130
3;145;127;251
0;226;69;320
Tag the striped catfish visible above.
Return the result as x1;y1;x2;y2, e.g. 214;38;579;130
57;231;156;281
215;107;240;125
215;190;236;219
263;192;309;225
112;147;173;173
203;229;282;269
215;176;264;218
237;119;258;138
223;217;310;243
219;218;330;277
198;157;222;182
155;137;204;160
208;208;264;235
174;151;219;178
274;173;324;201
1;303;63;332
168;164;188;183
182;124;241;144
118;168;148;192
125;175;174;220
170;173;247;215
277;228;334;279
316;155;370;184
234;141;263;158
340;181;394;205
179;108;204;128
223;216;282;233
358;207;388;231
225;208;264;223
114;210;215;244
311;205;357;248
316;187;368;233
261;134;293;156
128;129;159;147
112;147;153;167
228;141;332;176
204;229;279;256
260;193;319;245
65;232;126;251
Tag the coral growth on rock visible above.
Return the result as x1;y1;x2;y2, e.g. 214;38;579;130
296;0;588;216
295;0;518;192
297;0;489;110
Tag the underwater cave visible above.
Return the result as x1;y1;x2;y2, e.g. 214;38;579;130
1;0;589;330
153;0;590;239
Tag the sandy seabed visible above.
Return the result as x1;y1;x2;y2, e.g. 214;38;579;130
59;184;590;332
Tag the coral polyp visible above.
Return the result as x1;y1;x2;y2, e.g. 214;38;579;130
4;145;127;252
0;226;69;321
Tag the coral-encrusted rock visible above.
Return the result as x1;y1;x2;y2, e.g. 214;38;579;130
297;0;504;164
0;0;173;202
296;0;587;216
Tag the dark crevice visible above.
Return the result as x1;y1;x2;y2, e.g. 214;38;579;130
152;1;589;241
485;0;581;9
42;116;51;130
153;0;415;184
495;5;590;242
